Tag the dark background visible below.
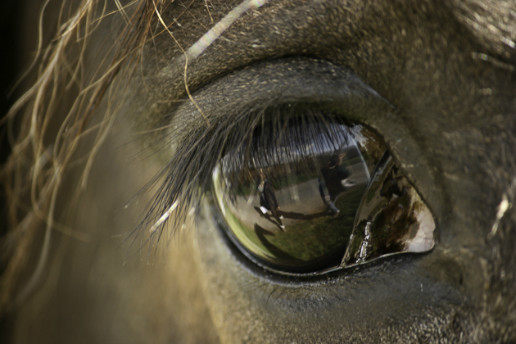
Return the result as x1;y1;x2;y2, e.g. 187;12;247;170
1;1;22;341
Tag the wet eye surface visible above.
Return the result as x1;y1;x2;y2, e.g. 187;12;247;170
211;113;436;275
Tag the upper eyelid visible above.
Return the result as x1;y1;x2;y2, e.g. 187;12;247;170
165;57;393;144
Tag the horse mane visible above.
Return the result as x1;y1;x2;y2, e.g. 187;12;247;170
0;0;272;313
0;0;165;313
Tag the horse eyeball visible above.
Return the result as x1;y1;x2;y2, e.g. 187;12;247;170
211;118;435;274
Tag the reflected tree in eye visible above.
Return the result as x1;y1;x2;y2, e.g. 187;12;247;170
212;115;435;274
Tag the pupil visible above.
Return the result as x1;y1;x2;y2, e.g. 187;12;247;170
212;119;384;273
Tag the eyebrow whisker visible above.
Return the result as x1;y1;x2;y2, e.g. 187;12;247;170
186;0;269;60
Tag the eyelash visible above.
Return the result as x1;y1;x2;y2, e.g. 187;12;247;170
137;103;356;241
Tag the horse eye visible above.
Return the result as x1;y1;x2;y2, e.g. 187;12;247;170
211;117;435;274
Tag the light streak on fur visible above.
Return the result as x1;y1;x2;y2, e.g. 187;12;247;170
488;194;511;239
488;178;515;239
149;200;178;233
186;0;268;60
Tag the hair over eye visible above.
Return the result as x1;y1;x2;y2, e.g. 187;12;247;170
211;114;436;275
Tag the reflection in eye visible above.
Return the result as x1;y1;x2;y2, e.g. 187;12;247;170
212;116;435;274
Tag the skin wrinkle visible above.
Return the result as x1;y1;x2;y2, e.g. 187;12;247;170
1;0;515;342
165;59;392;147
